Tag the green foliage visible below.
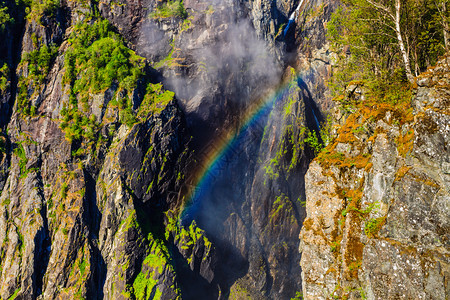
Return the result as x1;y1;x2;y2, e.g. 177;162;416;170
79;257;87;276
133;270;161;300
364;216;386;238
150;1;187;19
330;241;340;253
264;157;280;182
0;2;12;32
304;114;332;156
65;19;144;94
327;0;447;93
27;0;59;19
7;288;20;300
138;83;174;117
304;129;322;155
62;18;176;144
0;62;9;93
61;182;68;199
13;142;29;178
118;97;137;128
17;44;57;115
291;291;303;300
0;134;6;155
24;44;58;84
132;236;172;299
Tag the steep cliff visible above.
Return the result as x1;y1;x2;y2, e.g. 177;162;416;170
300;56;450;299
5;0;446;299
0;0;339;298
0;0;192;298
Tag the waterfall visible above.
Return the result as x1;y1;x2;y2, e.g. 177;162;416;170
283;0;305;36
290;0;305;20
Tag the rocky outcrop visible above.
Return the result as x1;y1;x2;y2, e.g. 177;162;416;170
299;56;450;299
0;0;191;298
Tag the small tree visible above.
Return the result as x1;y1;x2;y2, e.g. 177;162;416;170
328;0;447;91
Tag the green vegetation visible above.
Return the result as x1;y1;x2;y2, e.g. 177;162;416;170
132;249;165;299
23;44;58;85
130;213;183;299
364;216;386;238
61;18;140;144
304;115;332;155
291;291;303;300
328;0;448;93
13;142;34;178
149;1;187;19
60;18;175;149
166;214;212;263
64;19;144;93
17;44;57;115
139;83;175;116
0;2;13;32
7;288;20;300
0;132;6;155
61;182;68;199
27;0;59;19
304;129;321;155
153;45;186;69
79;257;88;276
0;62;9;93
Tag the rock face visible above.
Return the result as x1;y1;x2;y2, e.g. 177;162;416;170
0;0;191;298
299;56;450;299
0;0;338;298
9;0;448;298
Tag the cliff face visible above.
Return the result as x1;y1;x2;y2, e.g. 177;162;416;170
300;56;450;299
0;0;189;298
7;0;447;299
0;0;339;298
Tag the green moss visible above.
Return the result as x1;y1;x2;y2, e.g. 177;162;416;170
283;94;296;119
7;288;20;300
13;142;29;178
119;211;138;232
138;83;174;117
0;62;9;92
79;257;87;276
291;291;303;300
264;157;280;182
61;182;68;199
364;216;386;238
132;238;170;299
149;1;187;19
27;0;60;20
0;4;12;32
133;270;160;300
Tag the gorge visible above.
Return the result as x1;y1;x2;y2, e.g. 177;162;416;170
0;0;448;299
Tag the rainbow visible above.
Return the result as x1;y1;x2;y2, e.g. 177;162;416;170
179;75;299;223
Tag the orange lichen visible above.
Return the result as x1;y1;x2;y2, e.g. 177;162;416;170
394;165;411;181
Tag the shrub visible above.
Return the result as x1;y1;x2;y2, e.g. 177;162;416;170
0;3;13;32
0;62;9;93
150;1;187;19
17;44;57;115
61;182;68;199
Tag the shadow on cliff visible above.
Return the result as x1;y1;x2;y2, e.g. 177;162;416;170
176;76;324;298
83;170;107;299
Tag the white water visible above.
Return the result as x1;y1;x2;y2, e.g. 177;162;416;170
289;0;305;20
284;0;306;36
